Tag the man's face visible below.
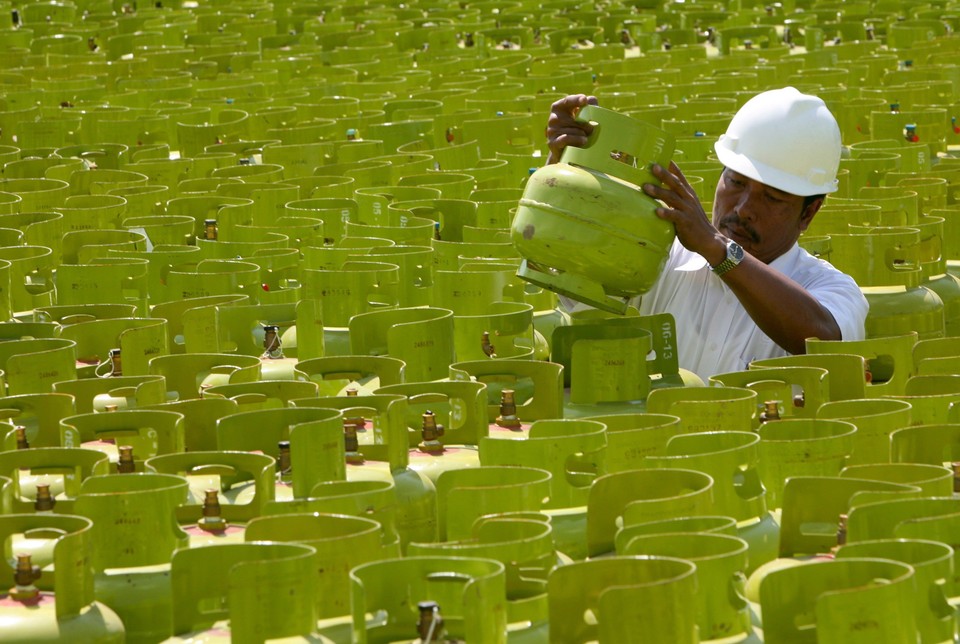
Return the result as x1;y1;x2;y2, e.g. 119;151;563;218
712;168;822;264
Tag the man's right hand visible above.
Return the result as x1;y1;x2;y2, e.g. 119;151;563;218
546;94;599;165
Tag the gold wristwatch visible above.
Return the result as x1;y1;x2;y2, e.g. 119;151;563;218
712;239;744;276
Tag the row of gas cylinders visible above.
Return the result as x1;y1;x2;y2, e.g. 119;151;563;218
2;4;960;644
2;337;960;642
3;118;958;346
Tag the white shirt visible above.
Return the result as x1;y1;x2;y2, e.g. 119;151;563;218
635;239;868;381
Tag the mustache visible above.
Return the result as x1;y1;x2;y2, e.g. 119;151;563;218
719;216;760;243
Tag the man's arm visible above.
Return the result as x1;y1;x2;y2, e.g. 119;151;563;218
711;250;843;354
643;163;847;355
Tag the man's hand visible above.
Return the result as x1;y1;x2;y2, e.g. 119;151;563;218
642;161;727;266
546;94;599;165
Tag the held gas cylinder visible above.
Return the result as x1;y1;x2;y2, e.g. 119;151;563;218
512;105;676;314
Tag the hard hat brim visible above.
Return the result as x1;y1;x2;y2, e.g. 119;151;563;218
715;135;839;197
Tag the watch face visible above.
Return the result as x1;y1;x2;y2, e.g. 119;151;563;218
729;241;744;262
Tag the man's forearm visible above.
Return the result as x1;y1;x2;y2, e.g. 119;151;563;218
720;253;842;354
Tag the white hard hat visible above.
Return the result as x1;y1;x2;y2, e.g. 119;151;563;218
714;87;841;196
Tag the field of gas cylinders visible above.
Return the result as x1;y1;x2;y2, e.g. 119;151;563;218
2;0;960;641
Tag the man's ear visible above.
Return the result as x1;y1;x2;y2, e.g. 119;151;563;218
798;197;824;233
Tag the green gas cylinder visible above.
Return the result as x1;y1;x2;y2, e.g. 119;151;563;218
744;476;922;611
216;407;346;502
481;419;607;560
76;473;191;643
0;514;125;643
757;418;859;509
836;538;955;644
245;513;393;642
0;447;110;515
164;542;334;643
376;380;490;482
586;468;716;560
620;532;759;643
512;105;676;314
646;431;780;574
449;358;564;441
296;355;405;397
350;557;508;643
432;466;553;543
408;515;556;642
552;314;695;418
145;451;277;547
759;558;918;642
291;393;439;551
60;408;186;468
547;556;698;643
828;226;945;340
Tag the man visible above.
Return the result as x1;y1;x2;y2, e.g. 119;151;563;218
547;87;868;380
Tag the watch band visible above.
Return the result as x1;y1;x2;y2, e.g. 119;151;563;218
712;239;744;277
712;256;738;276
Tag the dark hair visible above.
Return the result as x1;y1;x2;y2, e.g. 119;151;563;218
803;194;825;210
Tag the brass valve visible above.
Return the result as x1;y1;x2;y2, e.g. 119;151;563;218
34;483;55;512
109;348;122;377
835;513;848;548
480;331;496;358
495;389;522;430
418;411;445;454
203;218;218;240
117;445;136;473
10;553;41;601
262;325;283;359
277;440;292;476
198;489;228;533
15;426;28;450
759;400;781;424
344;422;364;465
417;600;445;642
344;388;366;429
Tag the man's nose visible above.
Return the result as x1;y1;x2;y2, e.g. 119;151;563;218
734;183;760;221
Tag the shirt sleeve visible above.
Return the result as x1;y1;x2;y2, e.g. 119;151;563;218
804;264;869;342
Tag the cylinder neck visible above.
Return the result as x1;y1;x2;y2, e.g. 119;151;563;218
262;325;284;359
34;483;55;512
417;601;446;642
277;440;292;477
344;421;364;464
344;388;367;429
419;411;445;454
835;513;848;549
495;389;521;430
759;400;781;423
198;489;228;532
203;219;218;240
117;445;136;473
10;553;41;601
480;331;496;358
15;426;28;450
109;348;122;377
